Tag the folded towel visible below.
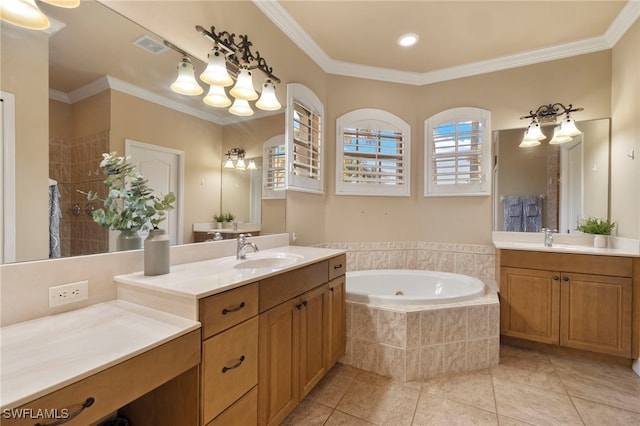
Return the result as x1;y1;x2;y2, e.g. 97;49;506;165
503;196;523;231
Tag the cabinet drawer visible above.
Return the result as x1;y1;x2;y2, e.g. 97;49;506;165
2;330;200;426
207;386;257;426
259;261;328;312
202;317;258;424
328;254;346;281
200;282;259;339
499;250;632;277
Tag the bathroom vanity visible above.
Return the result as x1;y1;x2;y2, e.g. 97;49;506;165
494;235;639;362
0;241;345;426
115;245;346;426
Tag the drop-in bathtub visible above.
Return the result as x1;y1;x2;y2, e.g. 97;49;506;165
342;269;499;382
346;269;486;305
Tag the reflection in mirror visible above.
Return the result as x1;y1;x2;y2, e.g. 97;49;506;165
221;157;262;224
494;119;610;234
1;0;287;263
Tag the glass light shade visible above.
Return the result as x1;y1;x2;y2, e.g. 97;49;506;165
40;0;80;7
235;158;246;170
558;116;582;137
549;126;573;145
199;47;234;87
255;80;282;111
523;121;546;141
229;98;254;117
203;84;231;108
247;159;257;170
170;58;203;96
224;158;234;168
519;130;541;148
0;0;50;30
229;68;258;101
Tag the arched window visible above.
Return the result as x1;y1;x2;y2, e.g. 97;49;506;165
336;108;411;196
425;107;491;196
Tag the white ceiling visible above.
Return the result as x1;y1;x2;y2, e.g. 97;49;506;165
37;1;639;124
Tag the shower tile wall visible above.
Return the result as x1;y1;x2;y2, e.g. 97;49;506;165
49;131;109;257
319;241;499;381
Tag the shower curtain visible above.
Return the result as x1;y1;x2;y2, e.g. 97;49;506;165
49;182;62;258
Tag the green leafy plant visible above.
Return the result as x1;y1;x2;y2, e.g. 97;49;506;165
213;214;226;223
82;152;175;232
224;212;235;222
576;217;616;235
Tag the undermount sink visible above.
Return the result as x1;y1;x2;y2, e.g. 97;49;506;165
215;252;305;270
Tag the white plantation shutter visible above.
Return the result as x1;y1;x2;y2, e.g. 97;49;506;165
285;83;324;193
262;135;286;199
336;109;410;196
425;107;491;196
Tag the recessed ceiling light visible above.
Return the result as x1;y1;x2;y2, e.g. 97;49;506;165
397;33;419;47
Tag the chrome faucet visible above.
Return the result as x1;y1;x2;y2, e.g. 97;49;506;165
237;234;258;259
542;228;555;247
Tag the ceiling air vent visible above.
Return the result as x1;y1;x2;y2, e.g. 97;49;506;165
133;35;169;55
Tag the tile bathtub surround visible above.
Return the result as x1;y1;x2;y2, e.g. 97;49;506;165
343;294;500;382
318;241;496;287
283;345;640;425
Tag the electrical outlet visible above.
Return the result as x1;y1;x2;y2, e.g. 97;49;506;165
49;281;89;307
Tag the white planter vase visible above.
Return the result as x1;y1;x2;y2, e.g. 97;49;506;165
144;229;170;276
593;235;608;248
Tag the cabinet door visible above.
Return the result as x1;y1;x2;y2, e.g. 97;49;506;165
258;297;300;426
560;273;632;357
328;276;346;366
500;267;560;344
298;284;329;398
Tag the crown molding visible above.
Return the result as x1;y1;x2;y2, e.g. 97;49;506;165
253;0;639;86
48;76;280;126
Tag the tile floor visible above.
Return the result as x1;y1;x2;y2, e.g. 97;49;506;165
282;345;640;425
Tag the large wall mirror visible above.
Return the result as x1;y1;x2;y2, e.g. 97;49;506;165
493;119;610;234
1;0;286;263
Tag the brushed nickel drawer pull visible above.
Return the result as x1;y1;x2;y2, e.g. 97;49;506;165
222;355;246;373
35;397;95;426
222;302;245;315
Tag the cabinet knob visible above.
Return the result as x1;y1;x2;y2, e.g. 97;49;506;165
553;276;560;281
563;276;570;282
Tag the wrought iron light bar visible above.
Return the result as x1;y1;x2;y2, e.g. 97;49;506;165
520;103;583;123
195;25;280;84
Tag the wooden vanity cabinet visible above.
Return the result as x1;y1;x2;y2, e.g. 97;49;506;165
258;254;346;426
199;283;259;425
498;250;635;359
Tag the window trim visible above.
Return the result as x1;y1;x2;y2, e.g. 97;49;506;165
424;107;491;197
262;134;286;200
335;108;411;197
285;83;324;194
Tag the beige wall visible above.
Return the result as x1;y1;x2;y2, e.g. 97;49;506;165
320;52;612;245
580;119;610;221
110;91;223;243
1;25;50;262
611;20;640;239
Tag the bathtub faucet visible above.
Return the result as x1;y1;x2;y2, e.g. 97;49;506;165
237;234;258;259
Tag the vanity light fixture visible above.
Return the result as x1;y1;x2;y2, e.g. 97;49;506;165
0;0;79;30
224;148;250;170
519;103;583;148
167;24;281;117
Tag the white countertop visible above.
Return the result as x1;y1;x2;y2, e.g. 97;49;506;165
492;231;640;257
114;245;346;300
0;300;200;409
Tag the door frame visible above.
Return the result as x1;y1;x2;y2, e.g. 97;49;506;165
1;91;16;263
559;136;583;234
125;139;185;245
